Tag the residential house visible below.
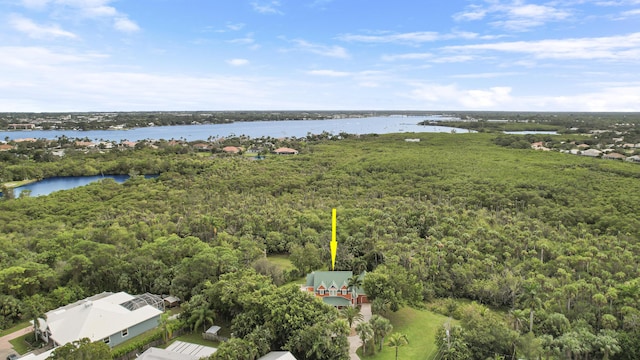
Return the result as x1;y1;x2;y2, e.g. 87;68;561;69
37;292;164;348
626;155;640;163
192;143;210;151
8;123;35;130
303;271;367;308
19;348;55;360
120;141;137;148
0;144;14;151
258;351;298;360
273;147;298;155
581;149;602;157
222;146;241;154
138;341;217;360
603;153;626;160
74;141;96;148
531;142;550;151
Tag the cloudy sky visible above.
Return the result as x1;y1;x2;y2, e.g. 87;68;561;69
1;0;640;111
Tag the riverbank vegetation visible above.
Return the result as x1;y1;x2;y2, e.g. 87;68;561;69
1;132;639;359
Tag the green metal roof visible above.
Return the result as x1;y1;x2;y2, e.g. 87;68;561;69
322;296;352;307
305;271;366;295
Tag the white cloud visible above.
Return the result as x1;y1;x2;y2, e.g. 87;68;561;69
405;80;640;111
621;8;640;15
16;0;140;33
455;1;572;31
338;31;498;45
454;5;488;21
251;1;283;14
228;34;256;45
451;72;521;79
0;46;105;68
9;14;77;39
20;0;51;10
339;31;441;44
307;70;351;77
0;47;290;111
410;84;513;108
382;53;433;61
291;39;350;58
443;32;640;61
227;23;245;31
227;58;250;66
431;55;477;63
526;86;640;111
113;17;140;33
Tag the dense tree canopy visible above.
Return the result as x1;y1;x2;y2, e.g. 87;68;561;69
1;131;639;359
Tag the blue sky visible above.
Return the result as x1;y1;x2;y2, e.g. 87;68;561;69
1;0;640;111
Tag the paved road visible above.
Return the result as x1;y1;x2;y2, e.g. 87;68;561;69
0;326;33;359
348;303;372;360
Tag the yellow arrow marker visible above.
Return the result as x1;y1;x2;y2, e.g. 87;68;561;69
330;208;337;271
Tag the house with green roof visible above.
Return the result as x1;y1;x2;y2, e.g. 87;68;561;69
303;271;367;308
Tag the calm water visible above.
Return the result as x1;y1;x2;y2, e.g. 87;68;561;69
14;175;131;197
0;116;466;141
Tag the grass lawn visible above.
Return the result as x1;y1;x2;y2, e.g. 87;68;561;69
0;321;31;337
2;179;37;188
8;332;41;355
265;254;296;271
358;307;450;360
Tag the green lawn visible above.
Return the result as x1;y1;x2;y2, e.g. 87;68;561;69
8;332;40;355
265;254;296;271
0;321;30;337
359;307;450;360
2;179;37;188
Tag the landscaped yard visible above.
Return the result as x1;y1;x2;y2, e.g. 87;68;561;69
358;307;450;360
8;332;41;355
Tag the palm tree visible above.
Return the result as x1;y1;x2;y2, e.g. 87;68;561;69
340;306;364;328
520;282;542;333
370;315;393;352
356;322;373;356
386;332;409;360
189;305;215;333
348;274;363;305
159;312;174;342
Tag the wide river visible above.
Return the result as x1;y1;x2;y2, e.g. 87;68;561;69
0;115;466;141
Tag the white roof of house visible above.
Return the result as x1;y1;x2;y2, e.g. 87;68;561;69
138;341;218;360
19;349;55;360
166;341;217;358
43;291;162;346
205;325;221;335
258;351;298;360
137;347;199;360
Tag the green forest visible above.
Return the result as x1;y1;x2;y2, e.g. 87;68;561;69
1;132;639;359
